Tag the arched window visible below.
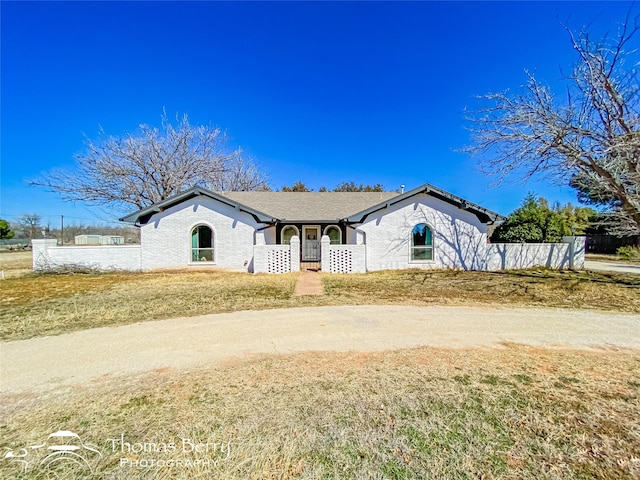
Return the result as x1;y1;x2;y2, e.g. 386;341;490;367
281;226;299;245
191;225;214;262
411;223;433;261
324;225;342;245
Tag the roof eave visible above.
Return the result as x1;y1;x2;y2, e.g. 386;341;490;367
119;186;277;225
276;219;346;224
345;183;504;224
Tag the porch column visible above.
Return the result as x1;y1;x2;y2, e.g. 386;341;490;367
290;236;300;272
321;235;331;272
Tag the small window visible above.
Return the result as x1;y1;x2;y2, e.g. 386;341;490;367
281;226;299;245
324;225;342;245
411;223;433;261
191;225;214;262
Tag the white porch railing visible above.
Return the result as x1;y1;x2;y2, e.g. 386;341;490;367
253;236;300;273
320;236;366;273
254;235;366;274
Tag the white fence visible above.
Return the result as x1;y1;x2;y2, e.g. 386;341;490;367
253;236;300;274
32;235;585;274
253;245;291;273
32;239;142;271
254;236;368;274
485;236;584;271
318;236;584;273
321;236;366;273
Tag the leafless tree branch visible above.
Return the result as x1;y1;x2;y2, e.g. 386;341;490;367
29;111;270;212
464;12;640;235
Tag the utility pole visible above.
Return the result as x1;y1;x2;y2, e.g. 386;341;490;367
61;215;64;245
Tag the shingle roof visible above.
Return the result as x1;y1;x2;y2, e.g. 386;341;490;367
220;191;398;222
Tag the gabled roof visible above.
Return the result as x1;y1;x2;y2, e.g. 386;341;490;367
119;187;277;225
120;183;504;225
345;183;505;224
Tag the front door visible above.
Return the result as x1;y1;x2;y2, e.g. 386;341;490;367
302;226;320;261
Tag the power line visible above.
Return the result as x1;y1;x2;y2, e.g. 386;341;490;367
0;212;130;224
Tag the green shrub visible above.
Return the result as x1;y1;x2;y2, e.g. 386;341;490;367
616;245;640;261
491;194;595;243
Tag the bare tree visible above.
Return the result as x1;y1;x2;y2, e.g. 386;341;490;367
18;213;42;240
57;222;87;245
465;12;640;235
333;182;385;192
30;112;269;211
215;155;271;192
281;181;314;192
279;181;386;192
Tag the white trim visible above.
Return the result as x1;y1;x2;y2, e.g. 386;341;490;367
280;225;300;245
188;222;216;264
302;225;321;261
409;222;435;263
323;224;342;245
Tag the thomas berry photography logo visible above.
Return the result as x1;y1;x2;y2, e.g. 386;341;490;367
3;430;102;474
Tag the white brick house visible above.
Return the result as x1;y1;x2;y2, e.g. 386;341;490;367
32;183;585;273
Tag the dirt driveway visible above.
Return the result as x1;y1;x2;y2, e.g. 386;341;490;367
585;259;640;274
2;305;639;395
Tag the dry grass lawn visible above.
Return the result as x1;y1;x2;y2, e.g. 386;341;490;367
2;252;639;478
0;250;32;278
323;268;640;312
0;271;304;341
1;346;638;479
1;262;639;341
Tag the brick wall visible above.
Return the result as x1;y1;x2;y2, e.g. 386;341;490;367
140;197;260;271
357;193;489;271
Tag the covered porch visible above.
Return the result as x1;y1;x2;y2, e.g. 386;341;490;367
253;225;367;274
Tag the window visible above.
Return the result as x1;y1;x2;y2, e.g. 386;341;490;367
411;223;433;261
191;225;214;262
324;225;342;245
281;226;299;245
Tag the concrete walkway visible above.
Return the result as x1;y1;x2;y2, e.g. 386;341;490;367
585;260;640;275
294;270;324;296
1;305;638;395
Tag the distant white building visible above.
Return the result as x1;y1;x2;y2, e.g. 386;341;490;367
74;234;125;245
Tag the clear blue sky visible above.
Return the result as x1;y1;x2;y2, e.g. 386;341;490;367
1;1;635;226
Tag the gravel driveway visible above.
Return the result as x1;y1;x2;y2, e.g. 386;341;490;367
2;305;639;395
